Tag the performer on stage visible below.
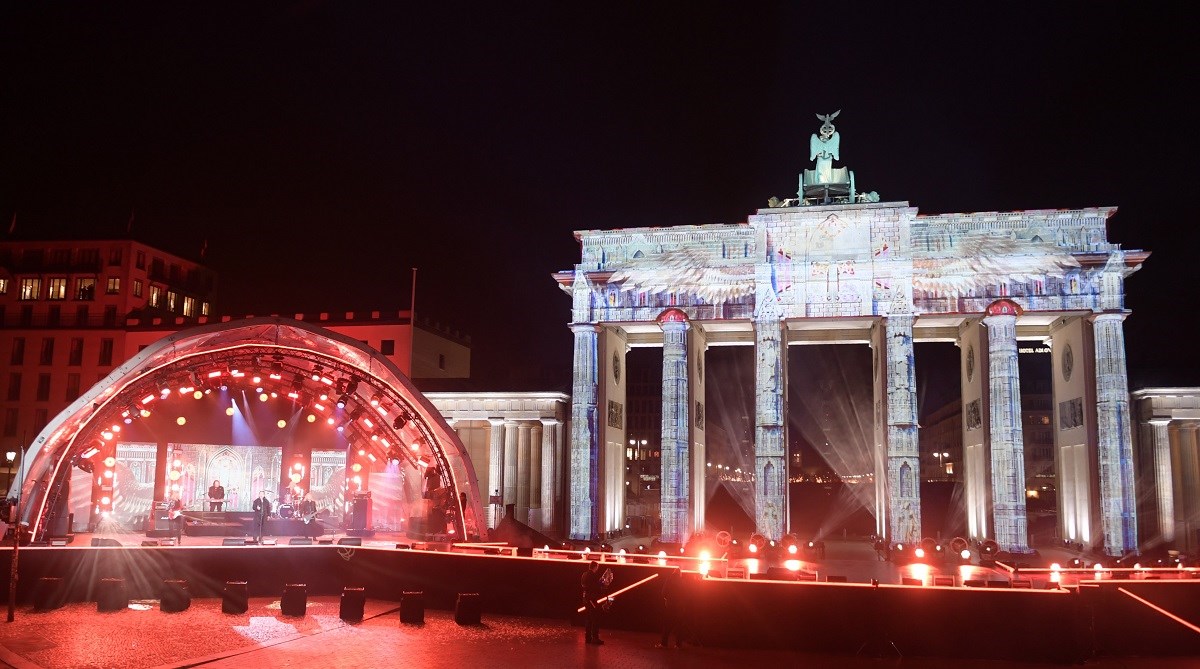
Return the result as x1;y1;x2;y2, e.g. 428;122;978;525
208;479;225;512
252;490;271;543
167;491;184;544
299;492;319;540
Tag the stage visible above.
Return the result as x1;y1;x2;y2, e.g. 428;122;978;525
2;537;1198;662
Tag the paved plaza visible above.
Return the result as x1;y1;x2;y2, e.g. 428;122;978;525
0;594;1186;669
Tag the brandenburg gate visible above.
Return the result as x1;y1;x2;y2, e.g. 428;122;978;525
555;113;1146;556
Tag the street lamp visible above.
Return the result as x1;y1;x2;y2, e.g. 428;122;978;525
934;451;950;477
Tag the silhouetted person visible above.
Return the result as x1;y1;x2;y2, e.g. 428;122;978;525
581;560;606;645
252;491;271;542
657;567;685;648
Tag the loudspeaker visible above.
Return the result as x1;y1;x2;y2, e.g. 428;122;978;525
765;566;799;581
516;546;534;557
318;538;334;545
91;538;121;547
349;495;370;530
826;575;848;583
222;581;249;614
281;583;307;616
337;537;362;546
33;577;66;612
339;587;366;622
222;538;246;546
400;591;425;624
161;579;191;613
96;577;128;612
289;537;312;545
901;577;923;586
49;537;70;546
141;540;160;547
454;592;481;625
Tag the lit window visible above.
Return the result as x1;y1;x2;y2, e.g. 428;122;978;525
19;278;41;300
182;296;196;317
47;278;67;300
0;278;7;294
106;277;120;294
166;290;178;312
201;301;210;316
148;285;163;308
133;279;143;298
76;278;96;300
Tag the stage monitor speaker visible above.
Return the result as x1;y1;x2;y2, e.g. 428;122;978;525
454;592;481;625
318;538;334;545
222;581;249;614
141;540;160;547
337;537;362;546
901;577;923;586
340;587;366;622
516;546;533;557
49;537;70;547
765;566;799;581
160;579;191;613
289;537;312;545
91;538;121;547
826;575;848;583
281;583;308;617
222;538;246;546
96;577;128;612
400;591;425;624
33;577;66;612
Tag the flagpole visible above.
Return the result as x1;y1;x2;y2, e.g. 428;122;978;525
408;268;418;377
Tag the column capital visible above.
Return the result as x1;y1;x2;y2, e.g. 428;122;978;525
569;322;601;333
487;417;506;427
1088;311;1129;324
539;418;561;428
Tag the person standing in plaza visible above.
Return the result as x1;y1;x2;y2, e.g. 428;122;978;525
657;567;685;648
581;560;607;645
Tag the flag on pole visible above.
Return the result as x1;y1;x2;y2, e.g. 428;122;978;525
200;238;208;259
6;213;14;235
127;209;135;235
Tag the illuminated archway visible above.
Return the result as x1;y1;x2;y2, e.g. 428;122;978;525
15;317;485;542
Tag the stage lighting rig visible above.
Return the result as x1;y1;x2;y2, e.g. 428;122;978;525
336;395;348;409
346;377;360;394
393;413;410;431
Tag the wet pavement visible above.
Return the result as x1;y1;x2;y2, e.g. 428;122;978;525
0;595;1187;669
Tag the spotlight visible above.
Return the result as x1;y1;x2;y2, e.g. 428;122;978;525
345;377;359;394
370;394;381;407
292;374;304;391
393;414;410;430
336;396;347;409
311;366;322;381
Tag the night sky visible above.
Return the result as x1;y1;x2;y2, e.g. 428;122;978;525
2;3;1196;393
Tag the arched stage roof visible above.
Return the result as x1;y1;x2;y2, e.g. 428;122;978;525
15;317;486;541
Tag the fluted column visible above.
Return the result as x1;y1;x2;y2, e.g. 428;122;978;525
529;422;543;528
486;418;505;529
1091;312;1137;555
569;323;600;539
984;309;1031;553
540;419;558;532
659;310;690;544
1150;419;1175;542
516;422;532;524
503;420;519;515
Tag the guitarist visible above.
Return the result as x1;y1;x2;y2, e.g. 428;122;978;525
166;491;185;544
299;492;319;540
